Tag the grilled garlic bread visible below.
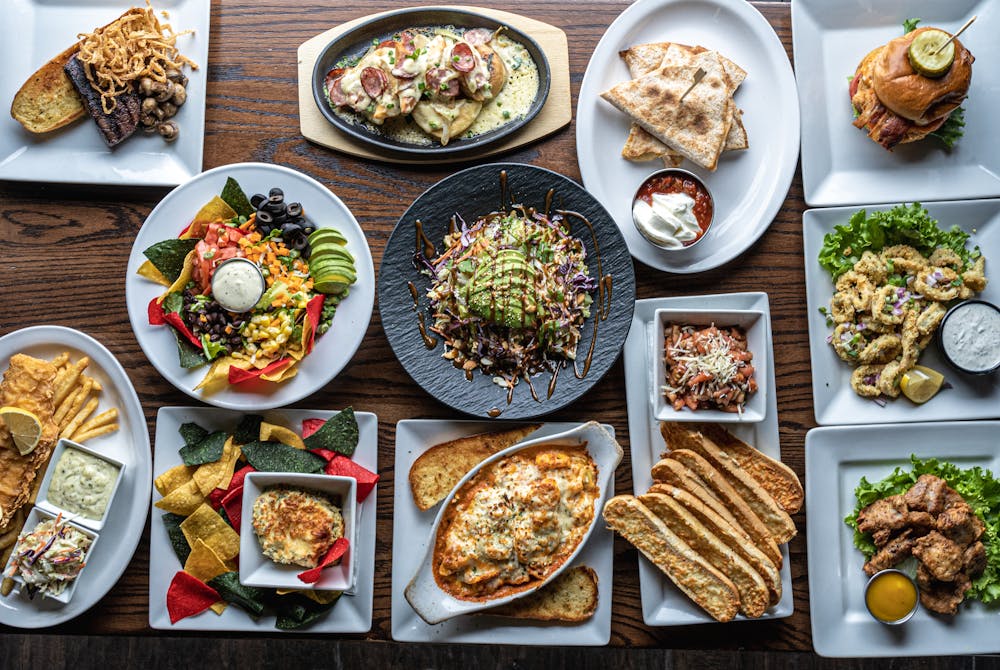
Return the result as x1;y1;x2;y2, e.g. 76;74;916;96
10;43;86;133
648;463;748;541
486;565;598;622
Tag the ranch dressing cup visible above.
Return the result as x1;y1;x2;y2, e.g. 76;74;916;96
937;300;1000;375
211;258;266;313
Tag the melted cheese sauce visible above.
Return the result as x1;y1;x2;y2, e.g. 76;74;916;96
332;27;539;146
433;444;597;601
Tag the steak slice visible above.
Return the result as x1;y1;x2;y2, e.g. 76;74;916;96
63;55;139;147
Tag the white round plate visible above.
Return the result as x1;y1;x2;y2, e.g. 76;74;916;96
0;325;150;628
125;163;375;410
576;0;799;273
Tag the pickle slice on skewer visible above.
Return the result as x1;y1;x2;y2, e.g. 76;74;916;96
908;29;955;78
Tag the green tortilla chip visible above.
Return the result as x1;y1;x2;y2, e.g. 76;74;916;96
179;430;228;466
162;291;184;314
208;572;267;618
221;177;254;218
143;239;199;283
274;594;338;630
302;407;358;456
179;422;209;448
162;512;191;566
242;441;325;473
173;329;208;369
234;414;264;446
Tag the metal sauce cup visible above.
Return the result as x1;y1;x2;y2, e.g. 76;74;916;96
864;569;919;625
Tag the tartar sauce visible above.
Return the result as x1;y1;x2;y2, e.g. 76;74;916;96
940;301;1000;373
632;192;701;249
211;258;265;313
48;447;120;520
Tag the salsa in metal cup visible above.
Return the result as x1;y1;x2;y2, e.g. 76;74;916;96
632;169;714;250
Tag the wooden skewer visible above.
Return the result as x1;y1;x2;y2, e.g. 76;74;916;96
679;67;707;102
931;15;976;54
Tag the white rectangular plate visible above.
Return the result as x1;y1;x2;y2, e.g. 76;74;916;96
806;421;1000;657
391;420;613;645
0;0;209;186
623;292;793;624
792;0;1000;206
149;407;377;633
803;200;1000;426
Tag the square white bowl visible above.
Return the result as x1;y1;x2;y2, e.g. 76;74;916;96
35;438;126;532
239;472;356;592
4;506;99;604
652;307;768;423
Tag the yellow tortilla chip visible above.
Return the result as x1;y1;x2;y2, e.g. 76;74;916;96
184;538;231;583
209;601;228;615
154;480;205;516
275;589;343;605
180;503;241;561
137;260;171;286
260;360;297;383
194;356;238;393
193;438;236;495
157;249;196;304
216;445;242;491
183;195;237;239
259;422;306;450
154;464;196;497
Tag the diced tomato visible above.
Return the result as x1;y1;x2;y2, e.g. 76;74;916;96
191;223;246;294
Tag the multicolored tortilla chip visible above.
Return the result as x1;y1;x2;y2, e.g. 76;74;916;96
301;418;325;439
259;422;306;450
154;479;206;516
167;571;221;624
184;538;232;583
276;588;342;605
194;356;239;393
221;485;244;534
155;464;196;497
297;537;349;584
324;454;379;503
302;295;325;354
180;503;241;561
183;195;237;239
137;259;171;286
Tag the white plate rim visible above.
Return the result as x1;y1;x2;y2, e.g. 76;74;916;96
124;162;375;411
623;292;794;624
0;325;150;628
390;419;614;645
576;0;799;274
147;406;377;633
805;421;1000;657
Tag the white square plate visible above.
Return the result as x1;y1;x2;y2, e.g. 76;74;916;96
149;407;377;633
623;293;793;624
803;200;1000;425
806;421;1000;657
391;420;614;645
792;0;1000;206
0;0;209;186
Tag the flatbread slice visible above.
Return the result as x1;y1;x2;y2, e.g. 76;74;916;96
603;58;733;170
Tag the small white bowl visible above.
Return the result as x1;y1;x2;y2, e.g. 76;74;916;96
239;472;357;592
652;307;768;423
404;421;623;625
4;506;99;604
35;439;126;532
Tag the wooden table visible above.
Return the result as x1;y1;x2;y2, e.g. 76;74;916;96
0;0;814;654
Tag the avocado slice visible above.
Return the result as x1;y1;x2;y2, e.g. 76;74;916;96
310;258;357;283
308;228;348;247
464;248;537;328
309;243;354;264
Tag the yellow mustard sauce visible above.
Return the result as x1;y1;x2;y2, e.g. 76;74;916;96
865;571;917;622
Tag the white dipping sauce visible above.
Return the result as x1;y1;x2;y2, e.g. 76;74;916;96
941;301;1000;372
211;258;265;312
632;192;700;249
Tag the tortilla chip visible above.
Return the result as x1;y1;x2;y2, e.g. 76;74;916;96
209;601;228;615
167;571;220;624
157;250;196;304
194;357;238;393
154;479;205;516
192;438;240;495
155;464;196;497
184;538;231;583
297;538;349;584
276;588;342;605
137;260;172;286
259;422;306;450
183;196;237;239
180;503;241;561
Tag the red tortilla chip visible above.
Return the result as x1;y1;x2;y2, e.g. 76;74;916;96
303;294;325;354
297;538;349;584
206;487;227;510
308;448;337;462
167;571;221;624
148;297;167;325
325;455;379;502
228;464;255;492
221;486;244;533
302;419;326;439
150;297;201;348
228;357;293;384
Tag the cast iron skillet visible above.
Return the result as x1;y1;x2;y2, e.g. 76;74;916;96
377;163;636;419
311;7;551;158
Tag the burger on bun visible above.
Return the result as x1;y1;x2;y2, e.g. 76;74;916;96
850;25;973;150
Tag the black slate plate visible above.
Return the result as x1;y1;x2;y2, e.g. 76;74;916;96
378;163;636;419
311;7;550;158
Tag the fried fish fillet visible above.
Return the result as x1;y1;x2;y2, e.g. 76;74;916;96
0;354;59;528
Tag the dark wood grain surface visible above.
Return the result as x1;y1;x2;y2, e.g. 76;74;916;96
0;0;890;661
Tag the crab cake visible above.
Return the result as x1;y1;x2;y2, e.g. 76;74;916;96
252;486;344;568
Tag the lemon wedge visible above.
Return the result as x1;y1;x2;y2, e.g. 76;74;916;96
0;406;43;455
900;365;945;404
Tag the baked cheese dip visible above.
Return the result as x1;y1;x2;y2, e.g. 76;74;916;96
433;444;598;601
252;486;344;569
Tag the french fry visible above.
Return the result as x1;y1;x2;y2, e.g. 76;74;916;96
76;408;118;435
62;397;98;439
1;578;13;597
51;352;70;369
53;356;89;406
0;526;18;550
58;378;92;431
53;384;83;426
73;423;119;443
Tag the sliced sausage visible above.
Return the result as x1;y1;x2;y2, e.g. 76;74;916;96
425;68;459;98
463;28;493;46
451;42;476;73
361;66;387;98
324;68;347;106
399;30;416;55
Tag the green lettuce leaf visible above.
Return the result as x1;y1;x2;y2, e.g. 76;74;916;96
845;455;1000;604
930;105;966;149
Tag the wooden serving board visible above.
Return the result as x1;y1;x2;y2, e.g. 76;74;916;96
296;6;571;165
